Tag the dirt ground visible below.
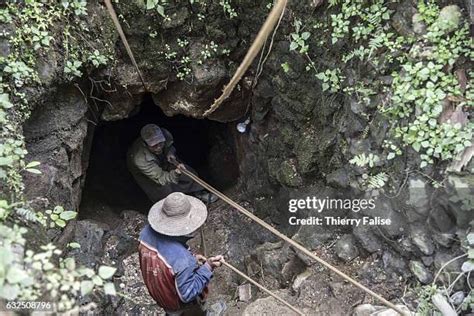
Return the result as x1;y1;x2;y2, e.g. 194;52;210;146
78;186;411;315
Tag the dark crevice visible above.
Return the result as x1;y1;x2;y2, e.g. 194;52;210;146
79;94;239;220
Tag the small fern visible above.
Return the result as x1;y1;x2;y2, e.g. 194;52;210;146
365;172;388;189
16;207;39;222
349;153;380;168
361;125;370;139
368;32;385;58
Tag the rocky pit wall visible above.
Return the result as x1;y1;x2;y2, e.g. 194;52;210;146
17;0;473;314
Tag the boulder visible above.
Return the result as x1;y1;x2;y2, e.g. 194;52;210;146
353;225;383;253
242;290;302;316
207;300;227;316
276;159;303;187
326;167;352;189
353;304;411;316
407;177;430;215
362;198;407;238
255;242;287;280
412;13;426;34
434;5;461;33
382;251;409;277
69;220;108;268
292;224;332;251
24;86;90;210
450;291;465;306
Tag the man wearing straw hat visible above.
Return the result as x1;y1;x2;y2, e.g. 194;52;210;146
138;192;223;315
127;124;217;203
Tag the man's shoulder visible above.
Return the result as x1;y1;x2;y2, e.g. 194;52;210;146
129;138;154;164
139;226;195;272
161;128;173;139
155;239;196;273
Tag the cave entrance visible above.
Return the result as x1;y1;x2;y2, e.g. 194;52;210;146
79;95;239;221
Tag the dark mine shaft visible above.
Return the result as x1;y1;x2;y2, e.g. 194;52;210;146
79;95;239;219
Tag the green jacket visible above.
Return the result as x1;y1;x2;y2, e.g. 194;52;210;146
127;128;179;189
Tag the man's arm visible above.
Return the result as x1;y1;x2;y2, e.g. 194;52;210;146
175;264;213;303
174;256;223;303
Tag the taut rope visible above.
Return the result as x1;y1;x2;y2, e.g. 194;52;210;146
104;0;148;91
177;166;407;316
203;0;288;117
104;1;406;313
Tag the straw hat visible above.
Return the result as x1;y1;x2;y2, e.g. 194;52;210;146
148;192;208;236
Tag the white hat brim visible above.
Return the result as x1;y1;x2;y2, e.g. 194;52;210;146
148;195;208;236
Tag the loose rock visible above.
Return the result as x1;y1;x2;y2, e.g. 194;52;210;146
353;225;383;253
238;284;252;302
409;260;433;284
335;234;359;261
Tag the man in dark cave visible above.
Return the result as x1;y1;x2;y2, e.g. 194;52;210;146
127;124;217;203
138;192;224;315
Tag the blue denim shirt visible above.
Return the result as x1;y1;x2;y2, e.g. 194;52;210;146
139;224;213;303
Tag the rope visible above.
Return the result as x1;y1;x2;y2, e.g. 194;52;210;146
104;0;148;91
177;166;408;316
221;260;304;315
103;2;405;314
199;230;302;314
103;3;301;312
203;0;288;117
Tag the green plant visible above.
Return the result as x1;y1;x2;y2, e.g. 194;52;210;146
316;69;344;93
281;62;290;73
343;82;376;105
363;172;388;189
146;0;167;17
27;26;53;50
330;13;350;44
383;140;402;160
0;8;12;23
417;0;439;24
199;41;219;63
3;61;36;88
177;38;189;48
0;2;117;311
88;50;108;67
219;0;237;19
350;153;380;168
176;56;192;80
36;206;77;228
0;200;117;308
289;20;310;54
64;60;83;78
416;284;438;315
61;0;88;16
317;0;473;170
22;161;41;174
